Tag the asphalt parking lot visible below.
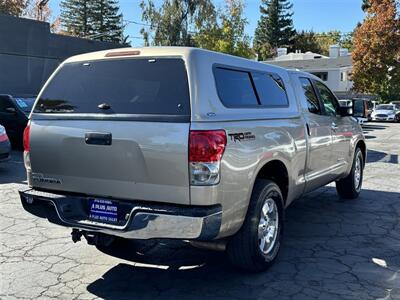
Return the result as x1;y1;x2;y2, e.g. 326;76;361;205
0;122;399;300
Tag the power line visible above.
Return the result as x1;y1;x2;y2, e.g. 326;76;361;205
123;18;353;37
122;17;354;46
123;19;152;27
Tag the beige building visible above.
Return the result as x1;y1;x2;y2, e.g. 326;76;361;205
266;45;353;98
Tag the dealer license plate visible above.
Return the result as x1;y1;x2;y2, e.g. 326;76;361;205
88;199;118;224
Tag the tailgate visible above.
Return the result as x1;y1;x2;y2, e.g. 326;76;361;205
29;120;190;205
27;56;191;205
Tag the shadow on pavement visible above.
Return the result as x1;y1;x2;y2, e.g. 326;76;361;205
362;124;388;130
87;186;400;299
364;135;376;139
367;149;399;164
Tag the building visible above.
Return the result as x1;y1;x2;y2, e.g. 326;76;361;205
0;15;123;97
267;45;353;98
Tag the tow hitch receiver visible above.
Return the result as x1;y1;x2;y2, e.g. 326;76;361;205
71;229;82;243
71;229;115;247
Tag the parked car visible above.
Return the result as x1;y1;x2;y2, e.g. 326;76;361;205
390;101;400;111
19;47;366;272
338;98;371;125
353;98;374;124
0;125;11;162
371;104;400;122
0;95;35;148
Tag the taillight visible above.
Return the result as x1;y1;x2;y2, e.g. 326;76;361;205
23;123;30;152
0;133;8;142
189;130;226;185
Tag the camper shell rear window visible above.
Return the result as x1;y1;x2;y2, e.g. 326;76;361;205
34;58;190;117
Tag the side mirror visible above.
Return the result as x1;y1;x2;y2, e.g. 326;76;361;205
5;107;16;114
339;106;353;117
308;106;320;114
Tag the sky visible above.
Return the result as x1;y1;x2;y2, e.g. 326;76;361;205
49;0;366;45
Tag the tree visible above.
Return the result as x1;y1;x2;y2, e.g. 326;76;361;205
60;0;126;44
352;0;400;102
24;0;52;22
254;0;295;60
0;0;28;16
91;0;125;43
291;30;323;54
362;0;371;11
140;0;216;46
60;0;94;37
195;0;253;58
314;31;354;56
315;31;341;56
340;31;354;52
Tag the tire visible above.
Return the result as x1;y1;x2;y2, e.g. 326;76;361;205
395;114;400;123
336;148;364;199
227;179;284;272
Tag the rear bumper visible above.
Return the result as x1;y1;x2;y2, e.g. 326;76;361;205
19;188;222;241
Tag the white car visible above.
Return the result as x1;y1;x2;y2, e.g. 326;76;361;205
371;104;400;122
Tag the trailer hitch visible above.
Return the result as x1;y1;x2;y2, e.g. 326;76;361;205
71;229;83;243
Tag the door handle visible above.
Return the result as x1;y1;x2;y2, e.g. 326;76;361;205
85;132;112;146
331;122;338;131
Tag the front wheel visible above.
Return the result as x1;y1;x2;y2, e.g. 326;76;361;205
227;179;284;272
336;148;364;199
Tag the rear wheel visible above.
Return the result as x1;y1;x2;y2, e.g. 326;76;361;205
336;148;364;199
227;179;283;272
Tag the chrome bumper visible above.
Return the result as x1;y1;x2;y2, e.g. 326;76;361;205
19;188;222;241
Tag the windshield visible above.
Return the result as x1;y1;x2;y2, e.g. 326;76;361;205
376;105;394;111
34;58;190;116
15;97;36;113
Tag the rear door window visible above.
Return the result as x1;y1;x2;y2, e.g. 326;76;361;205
313;81;340;117
34;58;190;116
214;67;258;107
252;73;288;106
299;77;322;114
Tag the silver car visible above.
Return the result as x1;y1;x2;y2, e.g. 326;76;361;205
371;104;400;122
19;47;366;272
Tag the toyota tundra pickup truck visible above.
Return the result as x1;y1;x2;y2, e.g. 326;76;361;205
19;47;366;272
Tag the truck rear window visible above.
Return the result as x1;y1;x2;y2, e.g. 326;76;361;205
34;58;190;116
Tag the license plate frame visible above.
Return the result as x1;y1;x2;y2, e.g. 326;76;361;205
88;198;119;224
